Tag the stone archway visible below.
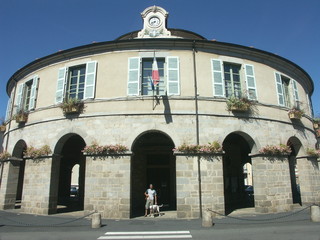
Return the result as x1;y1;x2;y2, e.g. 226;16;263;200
287;137;302;205
50;134;86;213
222;132;255;214
131;131;176;218
0;140;27;209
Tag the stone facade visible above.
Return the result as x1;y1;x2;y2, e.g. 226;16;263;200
252;155;293;213
84;155;131;219
0;5;319;219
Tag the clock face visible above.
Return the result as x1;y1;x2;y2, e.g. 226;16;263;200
149;17;160;27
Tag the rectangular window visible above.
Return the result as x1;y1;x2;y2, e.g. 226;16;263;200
55;61;97;104
67;65;86;100
16;75;39;112
281;76;291;107
23;80;33;110
224;63;242;98
141;58;165;96
127;57;179;96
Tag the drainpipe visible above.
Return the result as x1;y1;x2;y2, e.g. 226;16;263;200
0;81;17;188
192;41;202;218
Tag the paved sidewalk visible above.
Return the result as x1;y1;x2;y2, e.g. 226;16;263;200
0;207;320;240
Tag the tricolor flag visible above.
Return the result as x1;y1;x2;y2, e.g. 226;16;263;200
152;57;160;86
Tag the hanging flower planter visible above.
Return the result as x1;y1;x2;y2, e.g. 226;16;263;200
173;141;224;155
306;148;320;158
24;145;52;160
60;98;85;115
288;108;304;120
0;151;11;161
82;142;130;159
226;96;254;113
14;110;29;124
0;125;6;132
313;118;320;129
258;144;292;156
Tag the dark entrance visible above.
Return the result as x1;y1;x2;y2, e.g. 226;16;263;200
52;134;86;213
12;140;27;209
288;138;302;205
223;133;255;214
131;131;176;218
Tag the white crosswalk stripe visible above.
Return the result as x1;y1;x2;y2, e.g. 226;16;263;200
97;231;192;239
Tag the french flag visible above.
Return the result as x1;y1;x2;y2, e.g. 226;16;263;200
152;57;160;86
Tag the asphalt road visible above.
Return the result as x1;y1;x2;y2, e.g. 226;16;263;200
1;208;320;240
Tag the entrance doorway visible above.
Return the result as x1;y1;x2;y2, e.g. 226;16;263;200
52;134;86;213
288;138;302;205
131;131;176;218
223;133;255;214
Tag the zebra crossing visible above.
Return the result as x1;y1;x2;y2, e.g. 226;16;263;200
97;231;192;239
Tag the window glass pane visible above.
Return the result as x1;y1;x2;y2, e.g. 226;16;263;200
212;60;221;71
214;72;222;83
224;63;242;98
142;58;165;96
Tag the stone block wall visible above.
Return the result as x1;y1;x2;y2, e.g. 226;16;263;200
84;155;131;219
297;157;320;205
21;158;52;214
252;156;293;213
0;161;20;209
200;156;225;214
176;155;225;219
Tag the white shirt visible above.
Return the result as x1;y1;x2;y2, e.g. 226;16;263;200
146;189;157;201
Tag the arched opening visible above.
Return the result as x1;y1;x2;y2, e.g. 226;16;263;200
223;132;255;214
11;140;27;209
52;134;86;213
287;137;302;205
131;131;176;218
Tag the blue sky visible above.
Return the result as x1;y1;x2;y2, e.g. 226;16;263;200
0;0;319;118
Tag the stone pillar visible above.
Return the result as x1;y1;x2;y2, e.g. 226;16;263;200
296;156;320;205
176;154;225;219
176;155;200;218
251;155;293;213
200;155;225;215
0;160;21;210
21;157;53;215
84;154;131;219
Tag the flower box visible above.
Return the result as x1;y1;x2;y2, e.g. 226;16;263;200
0;125;6;132
226;96;254;113
288;112;301;120
60;99;85;115
230;105;250;112
15;114;28;124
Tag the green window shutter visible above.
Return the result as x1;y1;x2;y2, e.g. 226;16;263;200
245;64;257;100
16;83;25;111
84;61;97;99
211;59;224;97
275;72;285;106
127;57;140;96
5;91;14;121
55;67;67;104
167;56;180;95
28;75;39;110
292;80;299;102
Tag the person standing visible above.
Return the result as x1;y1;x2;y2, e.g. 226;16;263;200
144;184;157;217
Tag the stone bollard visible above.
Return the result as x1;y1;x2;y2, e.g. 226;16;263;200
92;212;101;228
310;205;320;222
202;210;213;227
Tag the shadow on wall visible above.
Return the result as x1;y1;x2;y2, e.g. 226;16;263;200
162;95;173;124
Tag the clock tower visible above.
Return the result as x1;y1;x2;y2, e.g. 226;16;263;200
137;6;172;38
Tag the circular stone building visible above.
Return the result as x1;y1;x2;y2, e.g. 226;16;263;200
0;6;319;219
